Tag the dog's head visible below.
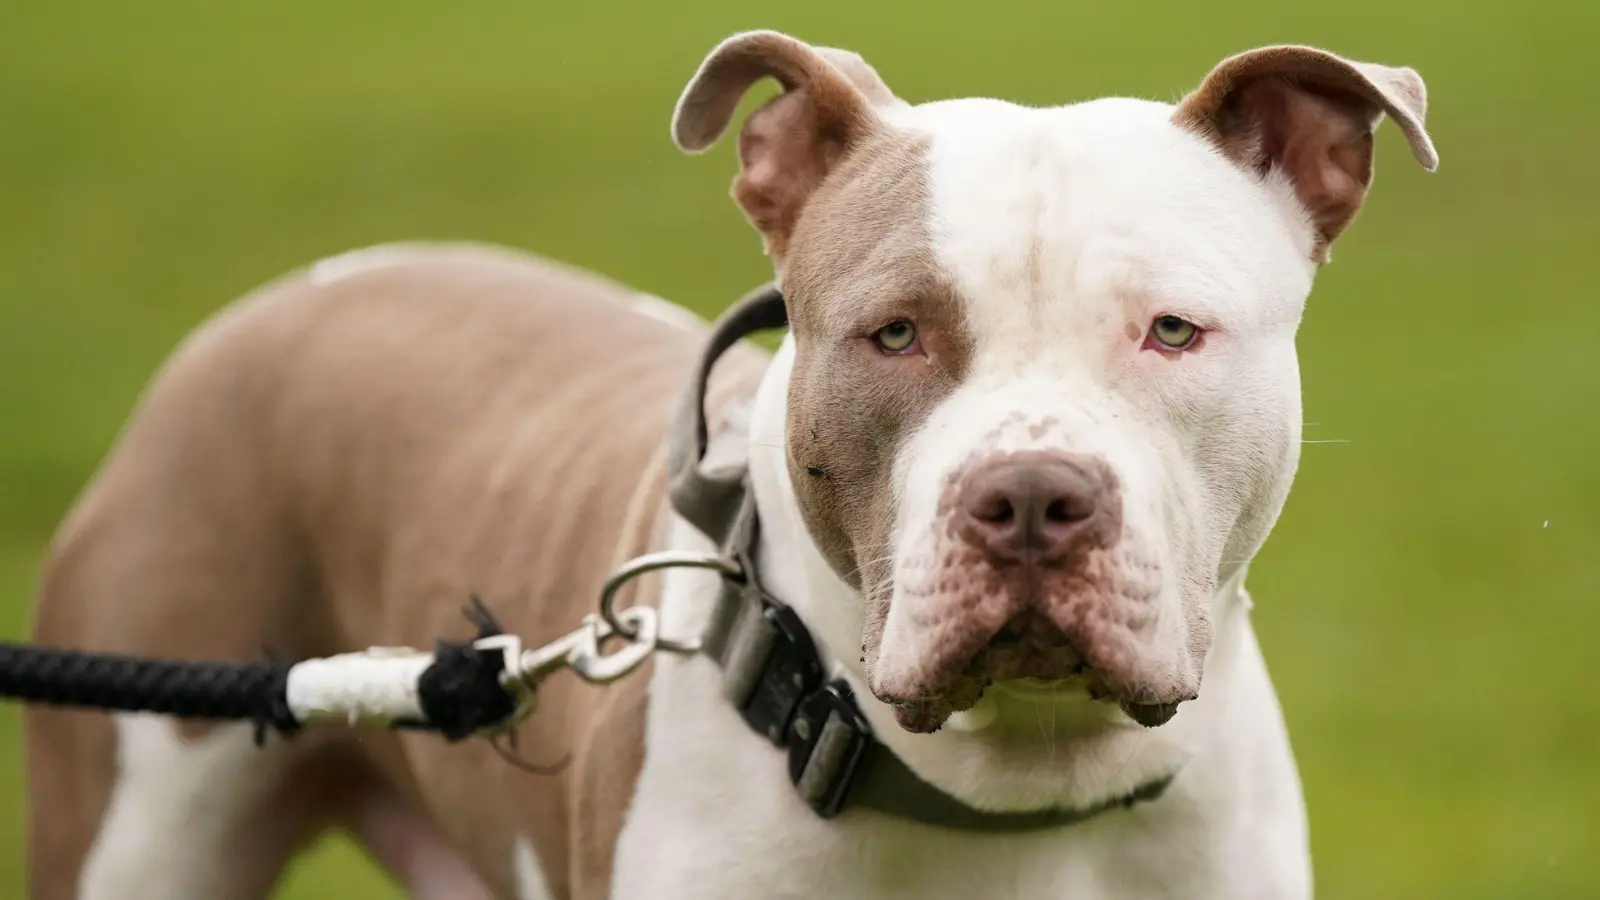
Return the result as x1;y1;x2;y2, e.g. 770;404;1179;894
674;32;1434;734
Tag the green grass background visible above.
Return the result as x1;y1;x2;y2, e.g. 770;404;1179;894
1;1;1594;897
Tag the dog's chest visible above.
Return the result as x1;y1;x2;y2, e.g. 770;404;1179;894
617;702;1222;899
612;615;1225;899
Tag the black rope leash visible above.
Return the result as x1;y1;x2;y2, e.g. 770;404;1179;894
0;597;519;746
0;643;301;743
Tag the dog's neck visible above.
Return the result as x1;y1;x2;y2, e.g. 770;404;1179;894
743;335;1258;812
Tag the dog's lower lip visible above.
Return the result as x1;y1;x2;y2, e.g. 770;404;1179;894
1119;699;1182;728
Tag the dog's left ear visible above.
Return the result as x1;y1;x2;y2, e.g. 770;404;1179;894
1174;46;1438;263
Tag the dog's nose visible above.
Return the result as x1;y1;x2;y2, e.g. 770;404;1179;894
956;451;1104;565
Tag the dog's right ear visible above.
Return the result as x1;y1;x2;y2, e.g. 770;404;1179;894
672;30;904;262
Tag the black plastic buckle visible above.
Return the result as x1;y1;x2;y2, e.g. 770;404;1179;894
786;680;874;819
735;599;825;745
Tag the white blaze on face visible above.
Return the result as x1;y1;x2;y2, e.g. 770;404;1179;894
870;97;1312;713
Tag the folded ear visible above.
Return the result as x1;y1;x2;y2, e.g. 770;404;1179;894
1173;45;1438;263
672;30;905;261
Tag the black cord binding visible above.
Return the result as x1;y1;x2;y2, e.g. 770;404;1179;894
409;596;518;741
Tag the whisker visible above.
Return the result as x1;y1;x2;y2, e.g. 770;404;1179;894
1033;701;1054;763
1106;732;1142;794
1048;693;1059;765
842;553;899;583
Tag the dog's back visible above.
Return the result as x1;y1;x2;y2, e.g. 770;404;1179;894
24;242;768;899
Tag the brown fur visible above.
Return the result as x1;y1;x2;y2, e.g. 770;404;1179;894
779;133;977;678
672;32;979;682
673;32;906;264
24;243;769;898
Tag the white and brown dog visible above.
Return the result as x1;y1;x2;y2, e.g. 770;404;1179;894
24;29;1436;900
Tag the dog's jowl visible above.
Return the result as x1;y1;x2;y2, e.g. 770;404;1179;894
26;29;1434;900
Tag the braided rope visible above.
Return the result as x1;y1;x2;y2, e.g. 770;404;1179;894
0;600;518;744
0;643;299;742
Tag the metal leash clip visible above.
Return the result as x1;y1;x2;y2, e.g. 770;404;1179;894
472;605;663;728
468;551;737;740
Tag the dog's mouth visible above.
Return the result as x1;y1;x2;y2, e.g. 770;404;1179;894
994;676;1078;695
875;612;1191;733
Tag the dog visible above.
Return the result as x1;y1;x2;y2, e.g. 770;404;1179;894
24;29;1436;900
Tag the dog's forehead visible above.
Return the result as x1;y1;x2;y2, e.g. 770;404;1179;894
880;96;1312;363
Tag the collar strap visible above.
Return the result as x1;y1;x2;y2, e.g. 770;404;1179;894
668;284;1175;831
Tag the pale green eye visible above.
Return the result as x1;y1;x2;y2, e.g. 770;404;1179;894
875;321;918;353
1151;315;1199;350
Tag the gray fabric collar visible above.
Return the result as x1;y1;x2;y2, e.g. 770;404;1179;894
666;283;1174;832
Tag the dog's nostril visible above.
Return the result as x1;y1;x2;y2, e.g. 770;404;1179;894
1043;494;1094;524
1043;499;1071;524
978;497;1015;525
1044;499;1067;523
964;486;1018;526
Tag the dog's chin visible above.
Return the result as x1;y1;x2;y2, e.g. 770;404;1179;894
993;678;1183;729
873;654;1085;735
874;653;1190;735
882;683;1186;746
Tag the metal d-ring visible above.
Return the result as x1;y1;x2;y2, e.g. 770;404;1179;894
597;550;744;655
566;607;659;684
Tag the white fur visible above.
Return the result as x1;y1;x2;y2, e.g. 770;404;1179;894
888;94;1311;597
79;716;290;900
512;835;555;900
616;96;1315;897
312;245;709;339
627;291;708;332
308;243;435;285
871;96;1312;807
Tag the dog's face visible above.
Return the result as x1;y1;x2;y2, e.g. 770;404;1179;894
675;33;1435;735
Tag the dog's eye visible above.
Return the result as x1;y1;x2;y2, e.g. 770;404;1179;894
873;321;919;354
1148;315;1199;351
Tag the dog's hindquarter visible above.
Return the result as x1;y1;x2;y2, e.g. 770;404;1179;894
25;242;770;899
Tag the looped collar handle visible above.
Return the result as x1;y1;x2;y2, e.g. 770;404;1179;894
665;283;788;546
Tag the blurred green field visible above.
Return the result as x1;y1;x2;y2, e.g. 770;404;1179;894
1;1;1595;897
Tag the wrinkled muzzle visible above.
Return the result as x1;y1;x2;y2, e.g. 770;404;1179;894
867;446;1207;734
